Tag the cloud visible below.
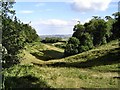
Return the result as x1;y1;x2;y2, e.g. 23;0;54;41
30;19;79;35
38;19;68;26
19;10;34;14
35;3;46;7
31;19;80;27
71;0;112;12
81;18;92;24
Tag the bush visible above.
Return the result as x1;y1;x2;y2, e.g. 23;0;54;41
64;44;79;56
54;44;66;49
80;33;94;49
64;37;80;56
42;37;62;43
78;45;89;53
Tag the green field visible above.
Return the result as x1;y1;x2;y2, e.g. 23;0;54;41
3;40;120;89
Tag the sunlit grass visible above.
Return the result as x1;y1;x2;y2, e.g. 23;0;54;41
3;40;120;88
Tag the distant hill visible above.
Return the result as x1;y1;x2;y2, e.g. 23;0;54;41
40;34;72;40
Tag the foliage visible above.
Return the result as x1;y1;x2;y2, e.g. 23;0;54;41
42;37;62;43
65;12;119;56
2;65;52;89
85;18;108;46
64;37;80;56
2;1;40;68
72;24;85;40
54;43;66;49
65;23;93;56
2;40;119;88
112;12;120;39
78;33;93;52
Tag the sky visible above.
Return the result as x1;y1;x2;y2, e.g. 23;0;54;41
13;0;120;35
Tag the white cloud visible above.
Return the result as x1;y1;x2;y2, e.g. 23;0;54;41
32;19;68;26
19;10;34;14
71;0;112;12
35;3;46;7
81;18;92;24
41;19;68;26
30;19;79;35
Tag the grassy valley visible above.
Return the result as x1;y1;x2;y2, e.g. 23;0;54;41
3;40;120;89
1;2;120;89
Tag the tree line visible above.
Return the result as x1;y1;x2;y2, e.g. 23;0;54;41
1;2;40;68
64;13;120;56
42;37;62;43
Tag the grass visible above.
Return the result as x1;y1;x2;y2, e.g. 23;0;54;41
2;40;120;88
19;42;64;64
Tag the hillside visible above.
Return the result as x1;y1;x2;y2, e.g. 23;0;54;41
3;40;120;89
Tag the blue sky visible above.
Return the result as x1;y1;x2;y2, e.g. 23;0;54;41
14;0;120;35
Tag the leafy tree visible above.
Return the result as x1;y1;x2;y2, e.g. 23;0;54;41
1;1;40;68
42;37;62;43
78;33;93;53
2;17;24;54
64;22;94;56
72;24;85;40
112;12;120;39
105;16;115;42
105;16;112;20
64;13;119;57
84;17;107;46
68;37;80;45
1;1;15;18
64;37;80;56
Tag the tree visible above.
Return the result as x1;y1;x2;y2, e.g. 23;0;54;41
64;37;80;56
105;16;112;21
92;16;101;19
42;37;62;43
64;22;94;56
84;17;108;46
78;33;93;53
112;12;120;39
64;13;120;57
105;16;115;42
1;1;15;18
72;24;85;40
1;1;40;68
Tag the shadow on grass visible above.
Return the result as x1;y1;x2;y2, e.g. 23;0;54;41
31;50;64;61
33;48;120;70
3;75;53;89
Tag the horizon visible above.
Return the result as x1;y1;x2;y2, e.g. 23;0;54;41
39;34;72;36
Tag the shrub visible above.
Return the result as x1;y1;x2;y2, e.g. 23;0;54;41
42;37;62;43
64;37;80;56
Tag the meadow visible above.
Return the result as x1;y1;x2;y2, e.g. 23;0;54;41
2;40;120;89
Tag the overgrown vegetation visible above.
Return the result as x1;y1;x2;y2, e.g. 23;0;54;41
1;1;40;68
64;13;120;56
54;43;66;49
1;1;120;89
2;40;120;88
42;37;62;43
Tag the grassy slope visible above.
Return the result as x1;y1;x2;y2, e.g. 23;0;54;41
3;40;120;88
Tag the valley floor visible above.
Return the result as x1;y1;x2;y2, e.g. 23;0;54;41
3;40;120;89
